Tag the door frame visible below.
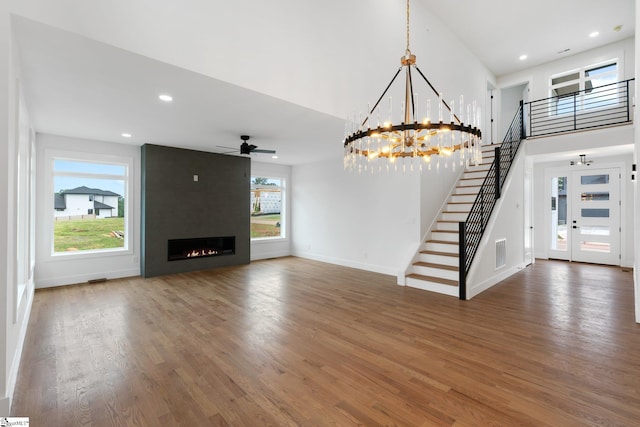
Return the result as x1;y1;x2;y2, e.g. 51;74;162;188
543;161;625;266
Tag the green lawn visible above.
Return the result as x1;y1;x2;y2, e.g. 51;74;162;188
54;217;125;252
250;214;281;238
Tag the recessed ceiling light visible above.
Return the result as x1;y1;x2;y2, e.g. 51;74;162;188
121;133;132;138
519;54;528;61
272;155;279;159
158;94;173;102
589;31;599;38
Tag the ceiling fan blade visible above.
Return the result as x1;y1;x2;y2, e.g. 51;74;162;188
251;149;276;154
216;145;238;151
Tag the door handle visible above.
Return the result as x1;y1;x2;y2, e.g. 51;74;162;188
572;225;579;229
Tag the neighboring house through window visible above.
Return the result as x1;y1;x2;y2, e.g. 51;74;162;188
52;159;128;254
250;176;285;239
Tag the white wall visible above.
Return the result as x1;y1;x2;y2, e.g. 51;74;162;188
466;149;527;298
35;133;140;288
634;0;639;324
499;84;526;140
250;161;292;261
292;155;421;276
498;38;635;103
1;9;36;413
420;159;463;239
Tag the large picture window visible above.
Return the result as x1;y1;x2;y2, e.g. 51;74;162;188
250;176;285;239
52;159;128;254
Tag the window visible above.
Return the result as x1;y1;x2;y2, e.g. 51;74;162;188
250;176;285;239
550;61;619;115
53;159;128;254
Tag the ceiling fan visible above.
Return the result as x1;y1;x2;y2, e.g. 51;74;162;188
217;135;276;156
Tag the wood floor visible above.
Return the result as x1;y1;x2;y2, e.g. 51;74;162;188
11;258;640;426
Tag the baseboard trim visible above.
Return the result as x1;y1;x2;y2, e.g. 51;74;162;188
6;283;34;414
468;262;527;299
0;396;10;415
250;250;291;261
292;251;397;277
35;268;140;289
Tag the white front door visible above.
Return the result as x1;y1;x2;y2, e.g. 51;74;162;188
548;167;620;265
570;168;620;264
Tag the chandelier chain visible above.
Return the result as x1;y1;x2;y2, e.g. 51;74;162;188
406;0;411;54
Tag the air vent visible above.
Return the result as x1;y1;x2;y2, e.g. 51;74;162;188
495;239;507;269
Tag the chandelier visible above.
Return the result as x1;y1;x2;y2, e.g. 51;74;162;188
343;0;482;172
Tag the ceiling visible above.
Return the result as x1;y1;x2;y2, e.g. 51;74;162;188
11;1;636;166
426;0;635;77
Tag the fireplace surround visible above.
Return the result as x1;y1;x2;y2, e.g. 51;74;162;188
141;144;250;277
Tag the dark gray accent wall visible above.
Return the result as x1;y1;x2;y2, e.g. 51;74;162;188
141;144;250;277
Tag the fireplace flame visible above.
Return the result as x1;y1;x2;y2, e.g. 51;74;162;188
186;248;219;258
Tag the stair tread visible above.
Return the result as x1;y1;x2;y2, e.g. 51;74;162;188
413;261;459;271
406;273;458;287
419;250;459;258
432;230;458;234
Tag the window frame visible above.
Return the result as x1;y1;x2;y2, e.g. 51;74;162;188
549;59;620;116
44;148;134;260
250;175;286;241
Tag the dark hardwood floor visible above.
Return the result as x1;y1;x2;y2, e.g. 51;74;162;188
11;258;640;426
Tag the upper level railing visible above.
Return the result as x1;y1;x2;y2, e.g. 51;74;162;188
526;79;634;138
458;101;524;300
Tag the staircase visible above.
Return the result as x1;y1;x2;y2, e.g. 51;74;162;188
405;143;500;296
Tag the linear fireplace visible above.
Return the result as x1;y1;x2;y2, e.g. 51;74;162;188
167;236;235;261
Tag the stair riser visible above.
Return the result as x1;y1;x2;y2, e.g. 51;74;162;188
412;265;458;281
467;161;491;169
450;194;477;203
431;231;459;242
435;222;458;231
441;212;468;221
455;187;479;195
425;242;458;253
463;171;488;180
418;253;458;266
405;278;459;297
446;203;472;212
459;178;484;186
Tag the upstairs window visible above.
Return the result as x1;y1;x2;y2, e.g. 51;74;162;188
550;61;619;115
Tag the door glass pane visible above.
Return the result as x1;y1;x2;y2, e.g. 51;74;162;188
580;241;611;253
581;208;609;218
580;225;610;236
581;174;609;185
580;192;609;201
550;177;567;251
